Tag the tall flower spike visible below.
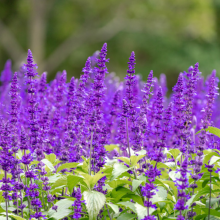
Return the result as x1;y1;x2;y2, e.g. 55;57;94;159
1;60;12;83
24;49;38;84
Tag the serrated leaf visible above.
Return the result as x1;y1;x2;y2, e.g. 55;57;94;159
111;163;130;181
41;159;55;172
118;157;130;165
67;175;83;193
81;173;106;190
204;152;220;165
135;203;154;220
83;190;106;220
151;186;167;203
106;203;119;216
51;175;67;189
48;199;73;220
117;201;136;213
130;155;145;167
56;162;78;173
169;170;181;181
210;156;220;165
45;153;56;164
132;179;143;192
169;149;180;160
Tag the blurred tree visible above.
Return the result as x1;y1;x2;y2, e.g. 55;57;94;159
0;0;220;91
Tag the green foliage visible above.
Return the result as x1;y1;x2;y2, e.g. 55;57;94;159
83;191;106;220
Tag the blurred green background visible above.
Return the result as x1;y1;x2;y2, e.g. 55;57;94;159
0;0;220;90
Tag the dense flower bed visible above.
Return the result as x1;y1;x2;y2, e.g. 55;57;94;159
0;43;220;220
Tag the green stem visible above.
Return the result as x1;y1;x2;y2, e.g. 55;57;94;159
5;171;8;220
208;171;212;220
105;204;112;220
126;118;131;158
89;131;94;175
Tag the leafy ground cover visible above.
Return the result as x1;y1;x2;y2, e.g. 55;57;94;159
0;43;220;220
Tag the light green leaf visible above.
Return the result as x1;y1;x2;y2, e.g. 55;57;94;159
169;170;181;181
192;187;210;203
132;179;143;192
45;153;56;164
186;195;196;207
135;203;154;220
67;175;83;193
201;208;220;217
106;203;119;216
204;152;220;165
81;173;106;190
83;190;106;220
108;179;131;189
117;201;136;213
51;176;67;189
210;156;220;165
41;159;55;172
151;186;167;203
136;149;147;155
117;213;137;220
8;214;26;220
206;198;220;208
56;162;78;173
131;155;145;167
207;126;220;138
48;199;73;220
48;174;62;183
169;149;180;159
104;144;119;152
118;157;130;165
111;163;130;181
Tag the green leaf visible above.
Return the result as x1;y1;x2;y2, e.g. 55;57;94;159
45;153;56;164
192;187;210;203
83;190;106;220
106;203;119;216
8;214;26;220
132;179;143;192
48;174;62;183
56;162;78;173
81;173;106;190
108;179;131;189
201;208;220;217
210;156;220;165
151;186;167;203
104;144;119;152
207;127;220;138
130;155;145;167
169;149;180;160
51;175;67;189
67;175;83;193
118;157;130;165
117;213;137;220
111;163;130;181
48;199;73;220
135;203;154;220
41;159;55;172
206;198;220;208
117;201;136;213
204;152;220;165
111;187;131;202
